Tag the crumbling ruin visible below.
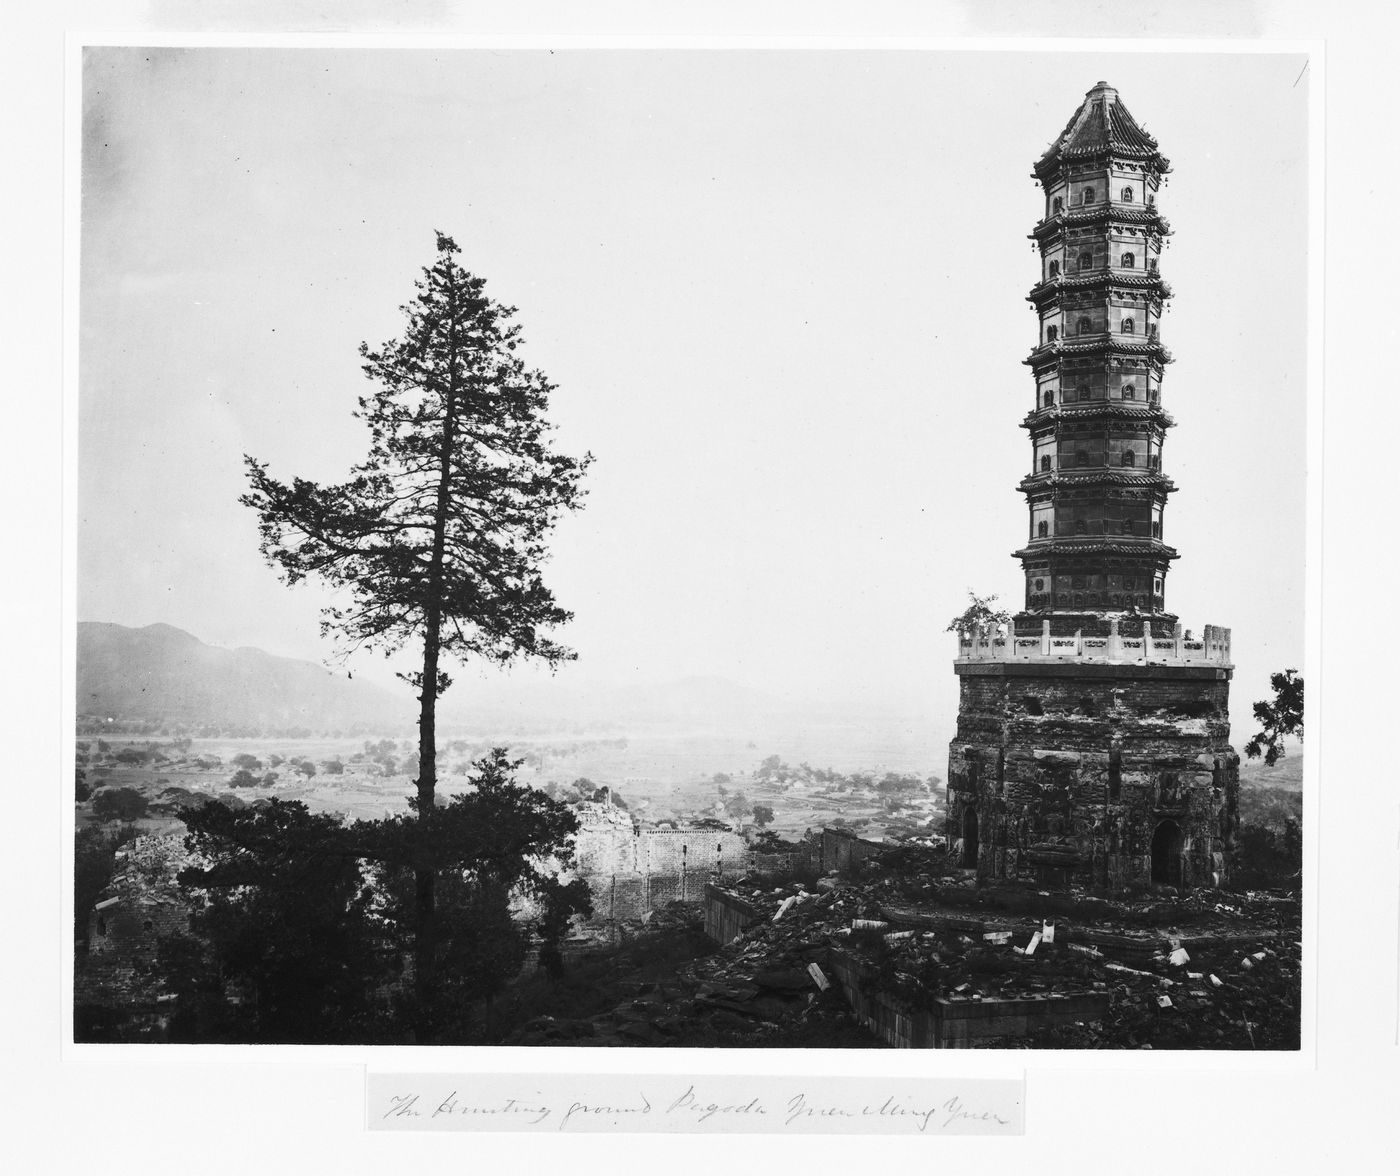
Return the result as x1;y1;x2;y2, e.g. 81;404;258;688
948;82;1239;892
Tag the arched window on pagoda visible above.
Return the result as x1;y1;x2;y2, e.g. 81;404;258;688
1052;196;1063;214
1076;383;1090;401
1074;519;1087;535
1040;455;1052;472
1147;194;1156;207
1123;519;1135;534
1037;521;1049;538
1147;323;1158;339
1046;325;1058;342
1152;521;1162;537
1048;260;1060;277
1148;388;1160;404
1082;187;1096;204
1121;317;1136;335
1122;449;1136;467
1121;384;1136;400
1122;186;1134;202
1043;389;1055;406
1075;450;1089;468
1077;316;1094;336
1121;251;1136;268
1078;251;1094;271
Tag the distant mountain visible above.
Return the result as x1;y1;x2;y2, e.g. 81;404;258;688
77;622;412;733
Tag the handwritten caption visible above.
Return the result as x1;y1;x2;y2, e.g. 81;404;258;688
366;1074;1022;1135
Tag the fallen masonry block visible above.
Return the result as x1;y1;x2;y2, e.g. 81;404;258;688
1041;921;1056;944
1025;931;1043;956
772;896;796;922
1157;995;1173;1009
1105;962;1171;985
884;930;915;942
851;919;889;931
826;948;1109;1048
807;962;830;992
1209;974;1224;988
984;931;1013;945
1068;943;1103;959
1169;947;1190;967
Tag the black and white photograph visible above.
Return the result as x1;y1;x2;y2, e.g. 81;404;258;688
69;45;1311;1053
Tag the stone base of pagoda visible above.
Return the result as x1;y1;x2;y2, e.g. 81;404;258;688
945;657;1238;893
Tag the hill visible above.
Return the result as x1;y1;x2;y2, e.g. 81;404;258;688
77;622;412;734
1238;752;1304;793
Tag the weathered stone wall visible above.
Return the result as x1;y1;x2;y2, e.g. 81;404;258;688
947;662;1238;891
570;802;750;924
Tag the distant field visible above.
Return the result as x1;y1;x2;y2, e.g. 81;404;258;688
1238;752;1304;792
77;719;950;839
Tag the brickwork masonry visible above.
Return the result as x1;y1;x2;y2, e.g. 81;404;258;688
570;801;751;923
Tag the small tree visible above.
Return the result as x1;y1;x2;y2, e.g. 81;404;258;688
240;233;590;1039
946;590;1011;634
92;787;148;822
1244;669;1304;767
752;803;774;828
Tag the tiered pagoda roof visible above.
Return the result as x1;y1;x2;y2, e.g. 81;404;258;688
1033;81;1171;178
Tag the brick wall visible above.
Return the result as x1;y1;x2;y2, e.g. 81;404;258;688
570;807;752;924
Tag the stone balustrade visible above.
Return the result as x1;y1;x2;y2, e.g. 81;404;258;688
957;618;1231;667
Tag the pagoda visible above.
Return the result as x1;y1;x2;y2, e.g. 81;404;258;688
945;83;1240;893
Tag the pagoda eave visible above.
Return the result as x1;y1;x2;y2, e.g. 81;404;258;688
1021;405;1175;430
1025;340;1172;368
1017;471;1177;494
1028;209;1172;242
1013;539;1181;561
1027;274;1173;303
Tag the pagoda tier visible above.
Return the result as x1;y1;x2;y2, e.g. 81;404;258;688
944;82;1239;897
1016;81;1178;630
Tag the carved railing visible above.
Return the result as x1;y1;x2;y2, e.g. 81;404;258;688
956;619;1230;666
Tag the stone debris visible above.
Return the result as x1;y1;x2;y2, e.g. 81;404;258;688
508;851;1300;1049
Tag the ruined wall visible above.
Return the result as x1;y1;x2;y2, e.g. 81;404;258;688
946;664;1238;891
569;803;751;924
76;834;193;1011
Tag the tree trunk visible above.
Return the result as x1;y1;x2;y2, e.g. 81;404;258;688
413;627;439;1041
411;264;460;1043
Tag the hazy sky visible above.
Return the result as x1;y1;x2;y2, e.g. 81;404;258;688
79;47;1309;727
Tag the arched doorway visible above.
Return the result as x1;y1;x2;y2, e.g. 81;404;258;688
1151;820;1184;886
962;807;980;867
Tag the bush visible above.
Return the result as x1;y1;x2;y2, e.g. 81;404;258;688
92;787;148;822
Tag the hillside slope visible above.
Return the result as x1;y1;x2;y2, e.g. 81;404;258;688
77;622;411;733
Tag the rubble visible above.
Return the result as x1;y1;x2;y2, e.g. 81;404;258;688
506;843;1301;1049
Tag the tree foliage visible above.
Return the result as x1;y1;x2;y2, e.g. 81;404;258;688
155;751;591;1043
1243;669;1304;767
240;230;591;738
946;590;1011;634
92;787;149;822
240;234;590;1038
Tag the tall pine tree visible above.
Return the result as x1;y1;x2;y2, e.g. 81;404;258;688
241;233;590;1037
